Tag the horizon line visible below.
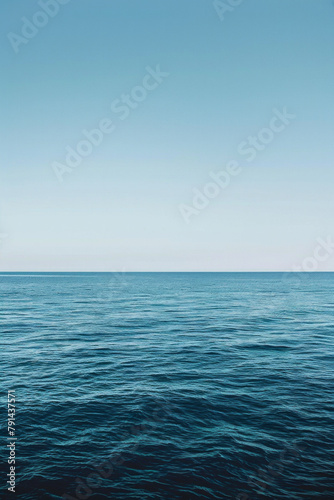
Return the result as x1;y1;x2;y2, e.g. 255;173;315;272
1;271;334;274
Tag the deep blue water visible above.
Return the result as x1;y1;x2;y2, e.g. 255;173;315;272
1;273;334;500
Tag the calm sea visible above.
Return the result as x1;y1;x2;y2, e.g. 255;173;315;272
1;273;333;499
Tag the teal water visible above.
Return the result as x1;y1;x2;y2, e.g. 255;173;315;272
0;273;333;499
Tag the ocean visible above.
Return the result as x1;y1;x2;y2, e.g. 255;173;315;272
1;272;333;499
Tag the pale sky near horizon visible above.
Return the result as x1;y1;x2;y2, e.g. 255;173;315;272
1;0;334;271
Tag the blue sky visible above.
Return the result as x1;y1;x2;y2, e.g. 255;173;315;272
1;0;334;271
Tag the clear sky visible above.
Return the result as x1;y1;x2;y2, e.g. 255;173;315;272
1;0;334;271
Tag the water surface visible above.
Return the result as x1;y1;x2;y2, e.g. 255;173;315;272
1;273;333;499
